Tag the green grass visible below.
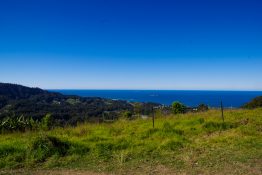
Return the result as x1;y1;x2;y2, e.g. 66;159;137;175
0;109;261;174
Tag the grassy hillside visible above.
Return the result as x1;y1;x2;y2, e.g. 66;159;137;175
0;109;261;174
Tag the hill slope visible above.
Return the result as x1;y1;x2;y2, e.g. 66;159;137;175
0;83;136;124
242;96;262;109
0;83;47;99
0;109;261;174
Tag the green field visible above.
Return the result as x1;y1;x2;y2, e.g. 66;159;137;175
0;109;261;174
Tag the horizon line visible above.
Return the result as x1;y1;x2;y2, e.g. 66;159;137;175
2;82;262;91
0;81;262;92
46;88;262;92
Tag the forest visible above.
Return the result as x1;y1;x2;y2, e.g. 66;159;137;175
0;83;159;128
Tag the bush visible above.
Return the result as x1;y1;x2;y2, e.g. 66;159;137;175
0;115;38;133
197;104;209;112
172;102;186;114
0;145;26;168
41;114;53;131
29;135;70;162
242;96;262;109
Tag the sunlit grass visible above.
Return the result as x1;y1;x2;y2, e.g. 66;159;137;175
0;108;261;174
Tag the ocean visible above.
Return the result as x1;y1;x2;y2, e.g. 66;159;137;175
49;90;262;108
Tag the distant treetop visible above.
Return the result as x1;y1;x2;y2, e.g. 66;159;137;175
242;96;262;109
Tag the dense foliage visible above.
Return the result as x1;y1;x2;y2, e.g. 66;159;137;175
0;83;159;125
242;96;262;109
197;103;209;111
0;114;56;133
171;101;186;114
0;83;46;99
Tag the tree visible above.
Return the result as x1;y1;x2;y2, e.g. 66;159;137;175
172;102;186;114
242;96;262;109
197;104;209;112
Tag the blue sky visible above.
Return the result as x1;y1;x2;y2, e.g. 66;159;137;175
0;0;262;90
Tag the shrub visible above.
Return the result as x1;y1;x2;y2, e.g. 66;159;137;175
41;114;53;131
0;145;26;168
172;102;186;114
197;104;209;112
242;96;262;109
0;115;38;133
29;135;70;163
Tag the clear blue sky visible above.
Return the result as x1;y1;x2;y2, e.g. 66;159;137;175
0;0;261;90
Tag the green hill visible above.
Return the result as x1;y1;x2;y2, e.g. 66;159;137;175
0;83;158;125
0;83;47;99
242;96;262;109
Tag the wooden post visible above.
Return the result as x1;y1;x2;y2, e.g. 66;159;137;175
152;107;155;128
221;101;224;122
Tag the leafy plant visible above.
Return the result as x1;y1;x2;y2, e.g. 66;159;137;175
41;114;53;131
0;115;38;133
197;103;209;111
29;135;70;163
172;101;186;114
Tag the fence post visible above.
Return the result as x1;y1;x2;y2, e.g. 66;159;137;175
152;107;155;128
221;101;224;122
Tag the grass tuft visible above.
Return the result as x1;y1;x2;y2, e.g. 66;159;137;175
29;135;70;163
